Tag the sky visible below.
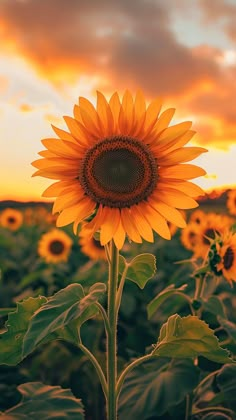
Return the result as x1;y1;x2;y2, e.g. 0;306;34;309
0;0;236;202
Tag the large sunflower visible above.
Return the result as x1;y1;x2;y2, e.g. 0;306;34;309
32;91;207;249
226;189;236;216
38;229;73;263
0;208;23;231
209;232;236;285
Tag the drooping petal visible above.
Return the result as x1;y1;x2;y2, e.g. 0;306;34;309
121;208;142;243
113;219;126;250
100;207;121;245
148;198;186;227
138;202;171;240
130;205;154;242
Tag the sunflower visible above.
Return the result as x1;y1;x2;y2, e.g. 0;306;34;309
32;90;207;249
189;209;205;225
226;189;236;216
180;222;199;252
38;229;73;263
79;225;106;260
0;208;23;231
209;232;236;285
193;213;232;259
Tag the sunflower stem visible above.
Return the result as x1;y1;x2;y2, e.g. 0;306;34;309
106;240;119;420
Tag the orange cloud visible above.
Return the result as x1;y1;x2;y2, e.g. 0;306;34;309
19;103;34;112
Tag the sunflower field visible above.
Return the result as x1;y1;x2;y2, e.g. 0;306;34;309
0;91;236;420
0;189;235;420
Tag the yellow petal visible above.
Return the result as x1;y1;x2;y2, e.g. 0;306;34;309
41;139;84;158
132;90;146;137
158;121;192;142
113;219;126;250
118;90;134;135
130;205;154;242
153;188;198;209
51;125;76;142
157;180;205;197
157;147;208;166
64;116;92;146
138;202;171;240
97;91;114;136
52;187;84;214
109;91;121;130
79;107;101;138
100;207;121;245
121;208;142;243
148;198;186;227
72;199;96;234
42;181;73;197
152;108;175;136
159;164;206;180
142;97;162;136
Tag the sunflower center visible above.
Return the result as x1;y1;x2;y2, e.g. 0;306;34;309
49;240;65;255
79;136;158;208
223;246;234;270
8;217;16;224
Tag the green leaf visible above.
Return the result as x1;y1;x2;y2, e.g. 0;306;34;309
216;364;236;411
203;296;227;319
125;254;156;289
0;297;47;365
218;317;236;343
119;358;200;419
23;282;106;357
152;314;234;363
2;382;84;419
147;284;188;319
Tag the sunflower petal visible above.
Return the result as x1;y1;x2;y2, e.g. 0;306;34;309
42;181;73;197
113;219;126;250
148;198;186;227
157;146;208;165
138;202;171;240
130;205;154;242
159;164;206;180
121;208;142;243
153;188;198;209
100;207;121;245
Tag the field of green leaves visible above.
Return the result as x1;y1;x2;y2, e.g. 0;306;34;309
0;190;235;420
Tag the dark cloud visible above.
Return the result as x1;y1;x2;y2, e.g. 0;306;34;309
1;0;236;148
0;0;222;95
198;0;236;42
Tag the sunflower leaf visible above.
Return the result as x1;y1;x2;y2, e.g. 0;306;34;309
217;317;236;343
202;296;227;319
118;358;200;419
0;297;47;366
2;382;84;419
152;314;234;363
22;282;106;358
125;253;156;289
147;284;188;319
216;364;236;411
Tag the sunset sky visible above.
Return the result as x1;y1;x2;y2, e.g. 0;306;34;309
1;0;236;202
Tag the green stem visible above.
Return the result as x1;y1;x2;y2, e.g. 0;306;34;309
115;263;128;314
107;240;119;420
78;342;108;398
116;354;152;399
